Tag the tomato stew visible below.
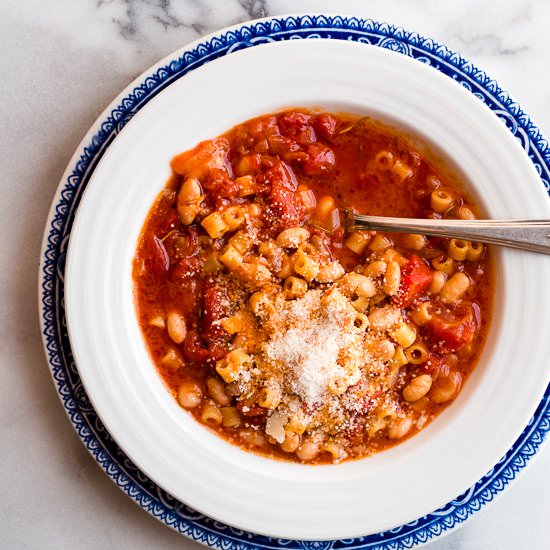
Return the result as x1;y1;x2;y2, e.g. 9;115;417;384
133;110;493;464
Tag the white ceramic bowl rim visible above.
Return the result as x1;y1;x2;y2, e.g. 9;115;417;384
40;16;550;546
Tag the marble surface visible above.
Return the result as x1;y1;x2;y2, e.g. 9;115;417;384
1;0;549;548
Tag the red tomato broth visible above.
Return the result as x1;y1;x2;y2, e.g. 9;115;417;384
133;109;494;464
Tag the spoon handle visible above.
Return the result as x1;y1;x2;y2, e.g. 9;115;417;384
348;214;550;255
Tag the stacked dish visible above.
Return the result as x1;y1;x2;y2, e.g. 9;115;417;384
40;15;550;549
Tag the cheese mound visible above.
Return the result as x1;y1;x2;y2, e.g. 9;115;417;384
231;287;393;440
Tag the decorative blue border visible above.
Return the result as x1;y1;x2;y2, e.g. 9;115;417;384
39;14;550;549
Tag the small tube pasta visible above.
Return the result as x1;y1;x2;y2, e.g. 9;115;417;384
284;276;308;299
222;206;245;231
249;291;272;317
293;251;319;281
447;239;469;261
411;302;432;325
389;322;417;348
391;346;408;368
373;150;395;169
321;441;346;462
276;227;310;248
201;400;223;425
221;406;241;428
467;242;484;261
228;231;254;255
219;245;243;270
405;343;429;364
201;211;228;238
430;189;453;213
351;295;369;312
391;160;413;182
257;386;281;409
345;232;370;255
203;252;223;273
353;313;370;331
432;254;455;276
216;349;252;383
315;261;345;283
235;175;256;197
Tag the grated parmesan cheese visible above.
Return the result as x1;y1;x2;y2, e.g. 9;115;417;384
263;289;364;406
231;284;395;438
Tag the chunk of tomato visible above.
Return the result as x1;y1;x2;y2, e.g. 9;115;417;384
182;329;211;363
170;256;202;281
428;303;479;352
171;138;232;180
141;236;170;277
278;111;313;138
313;113;338;140
392;255;433;308
266;161;304;228
303;143;336;175
202;279;231;340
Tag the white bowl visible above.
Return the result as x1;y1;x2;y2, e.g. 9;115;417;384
65;39;550;540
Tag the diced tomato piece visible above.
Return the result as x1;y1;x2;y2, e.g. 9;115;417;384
158;209;179;235
235;153;262;176
421;353;445;375
278;111;313;138
246;115;279;138
208;171;239;201
303;143;336;175
202;280;231;340
268;134;301;155
170;256;202;281
392;255;434;308
266;161;304;228
347;387;382;414
171;138;232;180
237;401;266;419
182;329;211;363
147;236;170;275
171;227;199;258
428;303;479;352
295;126;317;146
313;113;338;139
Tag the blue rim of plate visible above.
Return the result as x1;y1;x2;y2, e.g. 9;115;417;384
39;14;550;550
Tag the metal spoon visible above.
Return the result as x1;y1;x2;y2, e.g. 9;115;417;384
346;213;550;255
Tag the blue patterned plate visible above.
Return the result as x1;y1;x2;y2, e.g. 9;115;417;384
39;14;550;549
